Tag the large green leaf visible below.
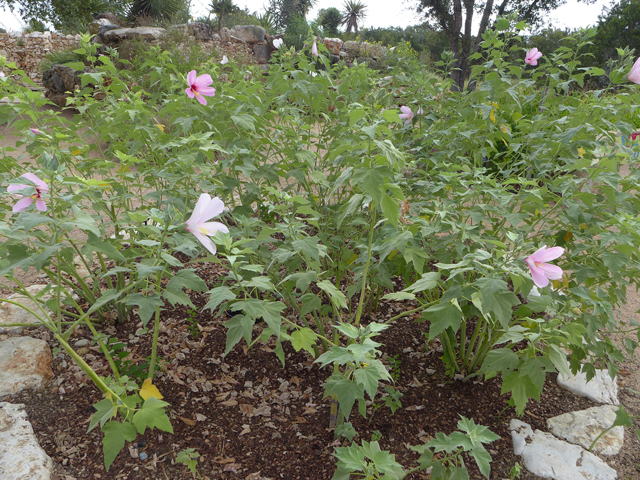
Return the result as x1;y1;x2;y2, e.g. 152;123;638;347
423;301;464;340
323;372;365;420
101;420;137;471
123;293;164;325
204;286;237;312
290;328;317;356
233;299;285;339
132;397;173;435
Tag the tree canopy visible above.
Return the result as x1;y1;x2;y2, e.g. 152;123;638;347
413;0;597;90
592;0;640;64
1;0;187;32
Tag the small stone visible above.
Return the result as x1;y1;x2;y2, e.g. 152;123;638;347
139;452;148;461
74;339;89;347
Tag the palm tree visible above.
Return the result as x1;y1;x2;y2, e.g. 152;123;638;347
209;0;240;31
340;0;366;35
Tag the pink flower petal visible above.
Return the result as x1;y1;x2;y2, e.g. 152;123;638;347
186;87;195;98
7;183;28;193
196;94;208;106
13;197;33;212
35;199;47;211
199;197;225;221
194;74;213;88
197;86;216;97
200;221;229;235
187;70;197;85
192;230;217;255
537;263;563;280
538;246;564;262
530;267;550;288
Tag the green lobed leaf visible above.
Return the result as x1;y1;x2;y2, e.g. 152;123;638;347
323;372;365;420
88;398;116;432
204;286;237;312
317;280;348;310
290;327;318;356
123;293;164;326
132;397;173;435
101;420;137;471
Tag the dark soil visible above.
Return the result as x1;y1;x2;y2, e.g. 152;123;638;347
3;263;640;480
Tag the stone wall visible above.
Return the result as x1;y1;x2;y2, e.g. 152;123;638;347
0;32;79;85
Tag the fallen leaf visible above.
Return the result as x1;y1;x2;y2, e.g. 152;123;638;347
253;405;271;417
178;416;196;426
220;399;238;406
215;392;231;402
405;405;425;411
223;463;241;473
195;413;207;422
239;424;251;436
293;416;308;424
302;408;317;415
213;457;236;464
239;404;254;415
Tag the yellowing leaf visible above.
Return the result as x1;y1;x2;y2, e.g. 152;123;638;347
579;223;588;230
500;124;507;133
71;149;82;155
140;378;163;401
577;147;585;158
564;231;573;242
154;123;165;132
490;110;496;123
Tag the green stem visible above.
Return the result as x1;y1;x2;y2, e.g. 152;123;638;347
54;333;119;398
83;317;121;380
147;305;162;381
354;208;376;328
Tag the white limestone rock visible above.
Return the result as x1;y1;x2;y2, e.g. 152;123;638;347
557;369;619;405
510;419;617;480
547;405;623;456
0;337;53;397
0;402;53;479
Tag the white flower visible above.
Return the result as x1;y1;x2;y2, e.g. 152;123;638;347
221;55;228;65
185;194;229;255
311;72;317;77
273;38;283;49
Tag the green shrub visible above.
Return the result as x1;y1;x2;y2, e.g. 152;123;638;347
283;15;308;51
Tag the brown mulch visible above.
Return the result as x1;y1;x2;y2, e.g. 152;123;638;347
3;262;640;480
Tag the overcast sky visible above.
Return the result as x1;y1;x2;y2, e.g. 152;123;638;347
0;0;610;33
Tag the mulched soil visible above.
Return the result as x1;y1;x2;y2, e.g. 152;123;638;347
3;261;640;480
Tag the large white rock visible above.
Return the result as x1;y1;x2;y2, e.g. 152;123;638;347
510;419;617;480
0;337;53;397
0;403;53;479
547;405;624;456
557;369;619;405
